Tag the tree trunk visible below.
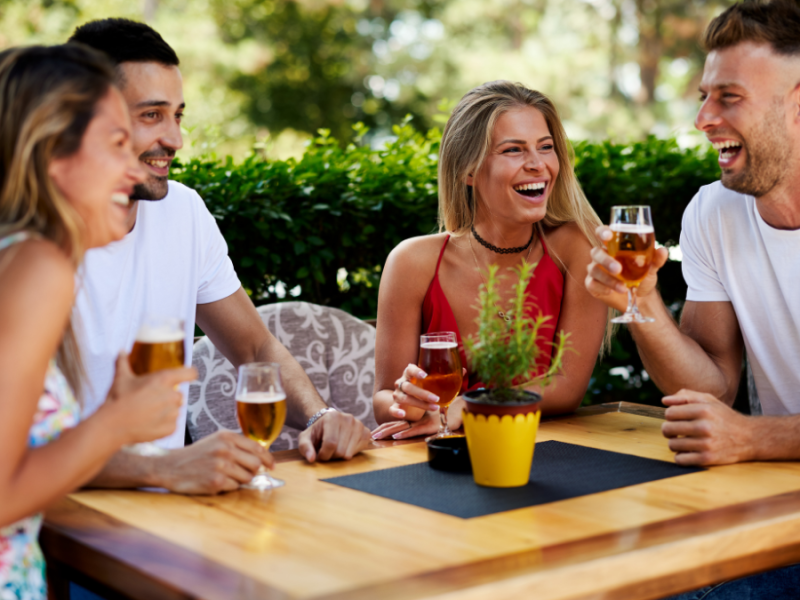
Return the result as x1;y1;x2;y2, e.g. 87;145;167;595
635;0;664;104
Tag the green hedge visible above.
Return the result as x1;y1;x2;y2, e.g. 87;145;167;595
174;121;439;317
173;122;721;405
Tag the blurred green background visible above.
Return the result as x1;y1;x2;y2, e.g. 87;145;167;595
4;0;733;158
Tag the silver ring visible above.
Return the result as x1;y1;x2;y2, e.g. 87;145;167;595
400;380;407;394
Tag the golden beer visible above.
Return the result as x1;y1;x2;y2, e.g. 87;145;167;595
129;337;185;375
607;224;655;288
236;393;287;447
415;341;463;409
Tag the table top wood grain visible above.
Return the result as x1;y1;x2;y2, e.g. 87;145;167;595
42;402;800;600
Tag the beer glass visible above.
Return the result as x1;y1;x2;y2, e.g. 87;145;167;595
415;332;463;439
125;315;186;456
608;206;656;324
236;363;287;490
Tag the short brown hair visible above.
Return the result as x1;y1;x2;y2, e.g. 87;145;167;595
704;0;800;56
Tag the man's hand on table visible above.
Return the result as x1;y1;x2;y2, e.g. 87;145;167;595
661;389;755;466
298;411;373;462
155;430;274;494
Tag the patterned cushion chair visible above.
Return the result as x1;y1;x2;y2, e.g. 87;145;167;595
188;301;378;451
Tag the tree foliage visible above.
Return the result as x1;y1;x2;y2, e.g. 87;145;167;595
210;0;450;142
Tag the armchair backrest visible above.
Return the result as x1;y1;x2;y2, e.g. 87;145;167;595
188;301;377;451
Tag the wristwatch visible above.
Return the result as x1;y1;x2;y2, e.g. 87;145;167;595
306;407;337;429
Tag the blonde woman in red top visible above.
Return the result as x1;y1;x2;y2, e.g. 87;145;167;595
372;81;608;440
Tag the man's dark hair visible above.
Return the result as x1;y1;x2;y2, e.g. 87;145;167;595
68;18;179;67
704;0;800;56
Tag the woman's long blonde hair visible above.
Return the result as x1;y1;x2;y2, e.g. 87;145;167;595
0;44;116;396
438;80;612;353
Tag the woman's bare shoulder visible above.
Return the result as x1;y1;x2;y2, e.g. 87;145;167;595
379;233;451;308
385;233;451;276
545;222;593;268
0;238;74;303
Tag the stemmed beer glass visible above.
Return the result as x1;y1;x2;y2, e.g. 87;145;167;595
416;332;463;440
236;363;287;490
126;315;185;456
608;206;656;324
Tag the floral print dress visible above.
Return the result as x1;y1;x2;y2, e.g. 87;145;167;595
0;233;81;600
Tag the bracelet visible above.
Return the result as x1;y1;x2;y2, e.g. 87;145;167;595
306;407;337;429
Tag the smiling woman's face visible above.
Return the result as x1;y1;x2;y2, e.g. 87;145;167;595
469;106;559;227
47;87;144;249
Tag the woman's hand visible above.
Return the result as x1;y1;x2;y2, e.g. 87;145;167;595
389;363;441;422
371;397;466;440
102;353;197;445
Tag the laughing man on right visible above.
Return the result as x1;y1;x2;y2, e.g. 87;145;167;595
586;1;800;596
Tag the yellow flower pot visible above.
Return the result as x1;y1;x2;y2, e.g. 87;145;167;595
463;391;542;488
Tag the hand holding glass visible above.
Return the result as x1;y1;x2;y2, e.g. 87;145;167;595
126;315;185;456
414;332;463;439
607;206;656;324
236;363;286;490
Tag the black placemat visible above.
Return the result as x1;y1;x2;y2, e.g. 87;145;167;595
323;441;702;519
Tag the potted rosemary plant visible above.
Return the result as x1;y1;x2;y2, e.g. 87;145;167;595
462;261;568;487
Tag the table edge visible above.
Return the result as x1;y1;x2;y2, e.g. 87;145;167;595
45;475;800;600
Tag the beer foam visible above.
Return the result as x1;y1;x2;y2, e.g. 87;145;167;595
236;392;287;404
610;223;654;234
135;325;184;344
421;341;458;349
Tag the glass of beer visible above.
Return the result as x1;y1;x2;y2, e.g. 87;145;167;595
236;363;287;490
414;332;463;440
608;206;656;324
125;315;186;456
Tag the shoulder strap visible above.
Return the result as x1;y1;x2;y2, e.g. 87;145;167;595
0;231;31;252
537;224;549;256
434;234;450;275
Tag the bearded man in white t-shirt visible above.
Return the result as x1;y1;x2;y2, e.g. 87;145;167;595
586;0;800;468
67;19;372;495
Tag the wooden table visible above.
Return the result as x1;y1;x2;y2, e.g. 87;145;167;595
42;403;800;600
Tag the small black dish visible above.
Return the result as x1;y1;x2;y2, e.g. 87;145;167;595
427;436;472;473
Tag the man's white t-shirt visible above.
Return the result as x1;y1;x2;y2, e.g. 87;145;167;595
74;181;241;448
681;181;800;416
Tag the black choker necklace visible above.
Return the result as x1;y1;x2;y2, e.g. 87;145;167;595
471;225;535;255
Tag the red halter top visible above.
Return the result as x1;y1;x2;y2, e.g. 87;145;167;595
421;234;564;393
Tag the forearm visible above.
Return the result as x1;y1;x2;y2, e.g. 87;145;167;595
0;409;123;526
528;374;587;417
631;294;731;401
84;449;161;489
748;416;800;461
373;389;395;424
252;336;326;429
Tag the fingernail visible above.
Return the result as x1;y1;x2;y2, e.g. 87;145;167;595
396;409;405;418
419;371;428;379
392;433;403;440
429;404;440;412
611;263;621;274
429;394;439;403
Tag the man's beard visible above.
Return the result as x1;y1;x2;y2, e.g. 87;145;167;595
721;99;792;198
133;176;169;201
133;150;174;201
